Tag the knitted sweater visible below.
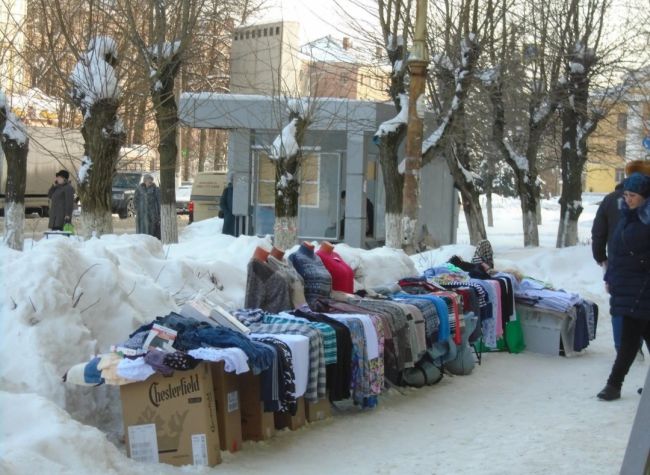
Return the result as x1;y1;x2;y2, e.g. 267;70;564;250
267;255;307;308
316;249;354;293
288;245;332;307
245;259;292;313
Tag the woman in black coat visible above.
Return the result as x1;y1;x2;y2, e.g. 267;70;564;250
598;172;650;400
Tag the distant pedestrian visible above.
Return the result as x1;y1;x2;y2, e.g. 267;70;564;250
134;174;161;239
220;176;235;236
597;172;650;401
48;169;74;231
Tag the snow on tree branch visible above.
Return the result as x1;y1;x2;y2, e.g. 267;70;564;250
0;93;28;147
374;93;408;141
271;118;300;159
504;140;529;172
78;156;92;183
70;36;120;116
422;35;479;155
148;40;181;59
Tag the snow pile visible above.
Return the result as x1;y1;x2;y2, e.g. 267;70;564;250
70;36;120;113
271;118;299;159
333;244;417;290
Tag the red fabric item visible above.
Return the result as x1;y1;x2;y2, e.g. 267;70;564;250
316;250;354;293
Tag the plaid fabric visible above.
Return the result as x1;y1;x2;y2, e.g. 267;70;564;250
233;308;267;326
472;239;494;268
270;314;337;365
248;322;326;401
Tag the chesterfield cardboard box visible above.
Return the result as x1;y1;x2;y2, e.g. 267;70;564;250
120;363;221;467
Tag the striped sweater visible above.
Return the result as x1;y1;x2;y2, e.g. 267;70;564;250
288;245;332;308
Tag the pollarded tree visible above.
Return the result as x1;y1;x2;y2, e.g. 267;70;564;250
269;101;313;250
69;36;125;237
0;91;29;250
116;0;207;244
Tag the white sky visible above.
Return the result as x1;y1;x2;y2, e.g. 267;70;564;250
252;0;379;43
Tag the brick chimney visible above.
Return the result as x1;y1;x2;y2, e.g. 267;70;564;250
343;37;352;50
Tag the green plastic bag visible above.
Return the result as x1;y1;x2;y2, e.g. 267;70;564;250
63;223;75;235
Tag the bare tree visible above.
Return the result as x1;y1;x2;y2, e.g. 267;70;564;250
555;0;622;248
113;0;208;244
0;91;29;250
481;0;572;247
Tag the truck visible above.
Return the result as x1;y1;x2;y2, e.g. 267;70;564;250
0;126;83;216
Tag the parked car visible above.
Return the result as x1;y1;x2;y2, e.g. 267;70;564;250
111;171;159;219
176;181;192;214
189;171;227;223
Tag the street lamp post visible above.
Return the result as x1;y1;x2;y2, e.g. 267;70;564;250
402;0;428;254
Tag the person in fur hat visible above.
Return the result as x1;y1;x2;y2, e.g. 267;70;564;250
597;172;650;400
592;160;650;353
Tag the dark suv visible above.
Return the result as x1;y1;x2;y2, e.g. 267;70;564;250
112;171;159;219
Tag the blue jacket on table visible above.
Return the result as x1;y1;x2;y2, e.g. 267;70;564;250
605;198;650;320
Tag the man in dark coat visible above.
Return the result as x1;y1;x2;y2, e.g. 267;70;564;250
134;174;161;239
48;169;75;231
591;182;625;351
598;172;650;400
219;180;235;236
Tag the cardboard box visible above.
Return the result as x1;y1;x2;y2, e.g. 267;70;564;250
239;372;275;441
274;397;305;431
120;363;221;467
305;397;331;423
211;362;243;452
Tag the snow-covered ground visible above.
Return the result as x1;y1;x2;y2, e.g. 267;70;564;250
1;194;646;475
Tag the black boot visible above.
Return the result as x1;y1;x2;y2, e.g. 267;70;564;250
597;384;621;401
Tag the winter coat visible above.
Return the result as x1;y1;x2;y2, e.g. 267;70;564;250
134;183;161;239
591;183;624;264
220;183;235;236
48;181;75;229
605;198;650;320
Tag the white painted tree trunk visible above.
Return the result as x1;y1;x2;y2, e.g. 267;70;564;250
401;215;418;255
522;209;540;248
274;216;298;250
385;212;402;249
80;209;112;238
160;203;178;244
3;201;24;250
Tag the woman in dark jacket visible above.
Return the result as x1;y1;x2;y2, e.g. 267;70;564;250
598;172;650;400
134;174;161;239
48;169;75;230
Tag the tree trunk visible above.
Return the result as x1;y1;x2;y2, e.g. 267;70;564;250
486;190;494;227
377;127;405;248
0;117;28;250
556;108;584;248
487;81;541;246
77;99;123;238
515;170;540;247
459;185;487;245
152;82;179;244
213;130;221;170
182;127;191;181
198;128;206;172
132;98;147;144
536;199;542;225
274;160;300;249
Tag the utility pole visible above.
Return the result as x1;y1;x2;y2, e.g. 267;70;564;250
402;0;428;254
